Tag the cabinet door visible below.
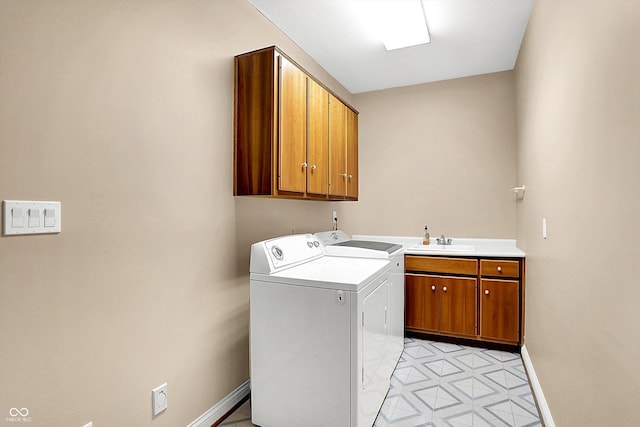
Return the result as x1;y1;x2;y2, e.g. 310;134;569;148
438;277;477;337
480;279;519;343
278;56;307;193
307;79;329;195
328;94;347;197
405;275;438;332
346;108;358;199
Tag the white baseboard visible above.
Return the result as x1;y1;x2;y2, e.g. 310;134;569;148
186;379;250;427
521;345;555;427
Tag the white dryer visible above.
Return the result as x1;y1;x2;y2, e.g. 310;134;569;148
250;234;392;427
315;230;405;372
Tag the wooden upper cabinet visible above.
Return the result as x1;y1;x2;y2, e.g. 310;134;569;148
307;79;329;195
234;48;275;196
346;108;358;199
278;56;307;193
234;46;358;200
328;94;358;199
328;94;347;197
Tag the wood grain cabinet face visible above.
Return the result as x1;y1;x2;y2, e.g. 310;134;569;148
480;260;519;278
346;108;358;199
306;79;329;195
405;274;476;337
405;255;525;346
328;94;347;197
278;56;308;193
234;46;358;200
438;276;477;337
405;275;438;331
480;279;519;343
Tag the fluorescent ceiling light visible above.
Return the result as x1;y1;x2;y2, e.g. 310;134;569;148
381;0;430;51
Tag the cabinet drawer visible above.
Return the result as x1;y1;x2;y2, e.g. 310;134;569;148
480;259;520;278
405;256;477;276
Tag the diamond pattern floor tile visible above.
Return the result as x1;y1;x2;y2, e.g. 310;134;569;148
378;339;541;426
223;338;541;427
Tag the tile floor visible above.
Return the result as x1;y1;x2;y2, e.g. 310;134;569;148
219;398;253;427
220;338;541;427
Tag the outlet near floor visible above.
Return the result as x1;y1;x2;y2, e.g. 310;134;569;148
152;383;168;416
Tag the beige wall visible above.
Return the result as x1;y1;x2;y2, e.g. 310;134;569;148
515;0;640;425
340;72;517;239
0;1;350;425
8;0;638;426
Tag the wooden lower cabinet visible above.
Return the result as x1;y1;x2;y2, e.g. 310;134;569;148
440;276;477;336
405;255;525;346
405;275;437;331
480;279;519;343
405;275;476;337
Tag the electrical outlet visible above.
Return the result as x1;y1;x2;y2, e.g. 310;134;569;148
332;211;338;224
152;383;168;416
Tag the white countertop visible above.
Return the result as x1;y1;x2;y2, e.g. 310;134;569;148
352;234;525;258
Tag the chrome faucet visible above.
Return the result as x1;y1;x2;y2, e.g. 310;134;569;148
436;234;452;245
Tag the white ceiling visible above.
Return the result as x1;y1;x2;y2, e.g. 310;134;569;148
248;0;534;94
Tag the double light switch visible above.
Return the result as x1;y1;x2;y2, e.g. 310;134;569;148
3;200;61;235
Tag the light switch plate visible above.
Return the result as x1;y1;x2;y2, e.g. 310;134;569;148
3;200;61;235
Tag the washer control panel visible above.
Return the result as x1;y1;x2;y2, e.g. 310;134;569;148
263;234;324;270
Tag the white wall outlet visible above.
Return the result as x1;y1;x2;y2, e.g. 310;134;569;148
332;211;338;224
542;218;547;239
152;383;168;416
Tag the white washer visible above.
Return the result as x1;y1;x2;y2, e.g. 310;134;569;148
315;230;405;369
250;234;392;427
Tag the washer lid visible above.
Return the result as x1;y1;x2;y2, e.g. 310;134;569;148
333;240;402;254
251;256;390;291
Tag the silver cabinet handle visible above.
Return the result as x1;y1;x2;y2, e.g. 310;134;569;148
497;266;502;272
341;173;347;178
443;286;447;292
485;289;490;295
348;174;353;179
311;164;317;170
431;285;436;291
302;162;308;168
